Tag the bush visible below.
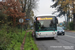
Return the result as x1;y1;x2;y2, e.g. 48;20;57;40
68;21;74;30
24;32;38;50
0;26;26;50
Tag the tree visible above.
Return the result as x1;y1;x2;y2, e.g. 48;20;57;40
51;0;72;16
20;0;38;17
19;0;38;29
51;0;75;29
0;11;7;26
0;0;26;27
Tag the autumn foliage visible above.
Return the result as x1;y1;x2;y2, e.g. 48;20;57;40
0;0;26;27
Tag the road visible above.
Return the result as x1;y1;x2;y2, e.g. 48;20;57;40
35;31;75;50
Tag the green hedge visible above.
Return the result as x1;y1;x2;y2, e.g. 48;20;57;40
24;32;38;50
0;27;26;50
68;22;74;30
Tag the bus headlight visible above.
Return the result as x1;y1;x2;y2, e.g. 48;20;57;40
37;33;40;35
53;32;56;35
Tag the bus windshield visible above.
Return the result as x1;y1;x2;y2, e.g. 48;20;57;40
35;20;57;31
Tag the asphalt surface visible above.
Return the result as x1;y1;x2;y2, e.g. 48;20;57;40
35;31;75;50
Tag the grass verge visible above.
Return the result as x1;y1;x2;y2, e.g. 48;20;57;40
24;31;38;50
7;30;26;50
0;27;26;50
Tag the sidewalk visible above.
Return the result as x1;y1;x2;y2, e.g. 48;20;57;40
65;30;75;33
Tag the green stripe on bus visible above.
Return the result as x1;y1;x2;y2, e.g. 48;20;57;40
36;31;57;32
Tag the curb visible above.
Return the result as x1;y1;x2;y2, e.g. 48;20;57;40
65;30;75;33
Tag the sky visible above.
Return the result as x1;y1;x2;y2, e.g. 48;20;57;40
34;0;66;23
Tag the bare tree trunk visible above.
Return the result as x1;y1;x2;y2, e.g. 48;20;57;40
22;0;27;12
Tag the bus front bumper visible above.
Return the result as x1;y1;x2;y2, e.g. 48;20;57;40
36;34;57;38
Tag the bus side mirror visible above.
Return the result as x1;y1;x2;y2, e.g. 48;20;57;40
56;18;58;24
53;17;58;24
55;17;58;24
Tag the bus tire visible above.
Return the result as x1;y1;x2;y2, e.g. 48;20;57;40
52;37;54;39
35;37;38;40
34;35;37;40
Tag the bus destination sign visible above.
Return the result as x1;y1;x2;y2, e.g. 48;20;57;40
37;17;53;20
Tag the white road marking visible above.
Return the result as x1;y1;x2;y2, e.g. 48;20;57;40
65;35;75;38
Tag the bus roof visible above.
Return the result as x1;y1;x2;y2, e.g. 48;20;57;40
35;14;57;17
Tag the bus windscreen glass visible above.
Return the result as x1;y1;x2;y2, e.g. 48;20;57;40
35;17;57;31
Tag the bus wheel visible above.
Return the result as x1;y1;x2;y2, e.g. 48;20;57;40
35;37;38;40
35;36;38;40
52;37;54;39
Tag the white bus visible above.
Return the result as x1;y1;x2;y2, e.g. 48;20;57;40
33;15;58;39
